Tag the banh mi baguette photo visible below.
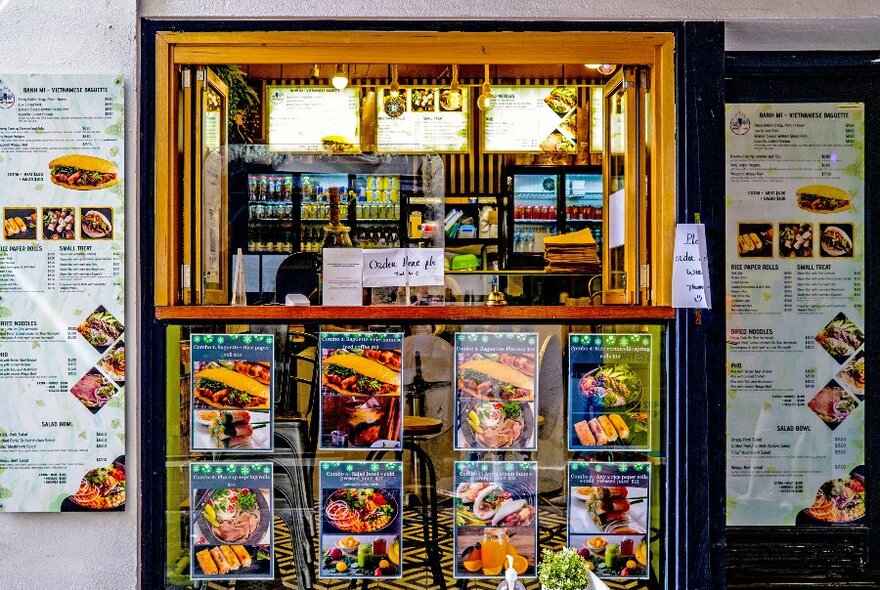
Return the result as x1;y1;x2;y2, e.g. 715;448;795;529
193;367;270;409
48;154;118;190
322;352;399;396
796;184;851;214
457;359;534;401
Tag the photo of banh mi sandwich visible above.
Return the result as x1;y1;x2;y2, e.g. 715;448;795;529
193;367;271;409
322;353;400;396
796;184;851;214
457;359;534;401
49;154;118;190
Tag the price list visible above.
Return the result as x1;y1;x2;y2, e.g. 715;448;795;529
725;103;865;526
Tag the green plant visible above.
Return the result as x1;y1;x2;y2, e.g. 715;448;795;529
537;547;592;590
210;65;260;142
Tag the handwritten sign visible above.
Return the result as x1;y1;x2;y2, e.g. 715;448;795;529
405;248;444;286
672;223;711;308
361;248;445;288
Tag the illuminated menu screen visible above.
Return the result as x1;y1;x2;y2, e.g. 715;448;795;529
482;86;578;154
267;86;360;153
376;86;469;153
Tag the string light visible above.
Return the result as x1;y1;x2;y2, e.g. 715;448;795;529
477;64;495;111
331;64;348;90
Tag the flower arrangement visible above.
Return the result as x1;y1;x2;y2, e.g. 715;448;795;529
537;547;593;590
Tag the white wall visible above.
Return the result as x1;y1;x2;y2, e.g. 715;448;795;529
0;1;139;589
0;1;878;589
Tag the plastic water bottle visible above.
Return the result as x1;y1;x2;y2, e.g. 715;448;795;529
526;228;535;252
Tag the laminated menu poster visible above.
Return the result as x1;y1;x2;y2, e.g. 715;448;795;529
376;86;470;153
482;86;578;153
190;333;274;452
190;462;274;580
319;461;403;579
568;333;653;452
319;332;404;450
453;461;538;579
0;74;125;512
726;103;866;526
567;462;651;580
266;86;360;153
454;332;539;451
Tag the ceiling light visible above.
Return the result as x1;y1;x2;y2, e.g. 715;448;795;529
384;64;406;118
597;64;616;75
331;64;348;90
477;64;495;112
584;64;602;69
444;64;463;110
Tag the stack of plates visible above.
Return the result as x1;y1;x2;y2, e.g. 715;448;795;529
543;228;600;273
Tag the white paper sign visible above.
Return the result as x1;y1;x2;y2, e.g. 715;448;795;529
405;248;444;286
672;223;711;308
362;248;408;287
322;248;364;305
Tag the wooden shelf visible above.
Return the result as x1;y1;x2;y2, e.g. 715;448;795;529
155;305;675;323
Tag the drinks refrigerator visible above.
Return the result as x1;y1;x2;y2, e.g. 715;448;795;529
503;165;603;269
239;172;408;254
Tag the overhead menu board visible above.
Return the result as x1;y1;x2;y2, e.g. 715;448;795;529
376;86;470;153
266;86;360;153
482;86;578;154
0;74;126;512
725;103;865;526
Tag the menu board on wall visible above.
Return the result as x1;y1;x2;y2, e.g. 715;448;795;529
453;332;538;451
567;462;651;579
318;461;403;579
318;332;404;450
725;103;866;526
453;461;538;579
190;462;274;580
376;87;470;153
190;333;274;452
266;86;360;153
568;333;653;452
0;74;125;512
482;86;578;153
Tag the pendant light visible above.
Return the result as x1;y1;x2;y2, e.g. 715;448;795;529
444;64;463;110
477;64;495;111
384;64;406;118
597;64;616;75
331;64;348;90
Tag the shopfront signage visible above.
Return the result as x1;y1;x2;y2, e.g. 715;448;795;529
318;461;404;579
725;103;865;526
0;74;126;512
266;86;360;153
190;462;274;580
453;332;539;451
567;462;651;580
376;86;469;153
482;86;579;154
672;223;711;309
318;332;404;451
453;461;538;579
361;247;444;288
568;333;654;452
189;334;275;452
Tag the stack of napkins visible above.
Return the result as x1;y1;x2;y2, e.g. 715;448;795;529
543;228;600;273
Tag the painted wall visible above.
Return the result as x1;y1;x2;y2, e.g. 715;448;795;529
0;1;139;589
0;0;877;588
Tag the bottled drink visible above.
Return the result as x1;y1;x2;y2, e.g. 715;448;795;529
526;228;535;252
248;177;257;201
258;176;268;200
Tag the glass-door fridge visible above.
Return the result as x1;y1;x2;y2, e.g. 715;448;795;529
504;165;602;268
